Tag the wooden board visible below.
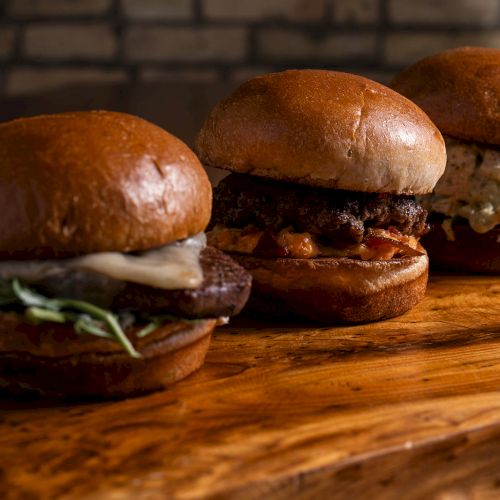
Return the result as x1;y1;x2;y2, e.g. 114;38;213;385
2;273;500;499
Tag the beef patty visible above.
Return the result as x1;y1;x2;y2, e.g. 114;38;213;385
30;247;252;318
212;173;429;245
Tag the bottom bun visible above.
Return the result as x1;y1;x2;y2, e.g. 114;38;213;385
422;220;500;274
231;252;428;323
0;315;216;398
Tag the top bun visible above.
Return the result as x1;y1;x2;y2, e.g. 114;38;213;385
196;70;446;194
0;111;211;259
390;46;500;145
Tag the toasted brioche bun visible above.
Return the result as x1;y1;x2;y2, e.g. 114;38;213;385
196;70;446;194
230;251;428;323
0;315;216;398
0;111;211;259
390;46;500;146
422;221;500;274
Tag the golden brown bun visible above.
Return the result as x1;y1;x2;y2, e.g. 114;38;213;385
230;252;428;323
423;221;500;274
0;111;212;259
196;70;446;194
390;46;500;145
0;314;216;398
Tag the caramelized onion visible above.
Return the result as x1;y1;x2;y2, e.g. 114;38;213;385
365;236;424;257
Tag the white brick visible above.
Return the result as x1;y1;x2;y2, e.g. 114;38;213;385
22;23;117;60
125;27;246;62
258;29;377;62
332;0;379;24
139;68;219;83
9;0;111;17
384;31;500;66
203;0;326;21
0;27;16;59
122;0;192;20
5;67;128;96
389;0;499;25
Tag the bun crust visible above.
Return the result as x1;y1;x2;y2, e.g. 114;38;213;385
0;315;216;398
0;111;212;259
196;70;446;194
423;221;500;274
230;252;429;323
390;46;500;145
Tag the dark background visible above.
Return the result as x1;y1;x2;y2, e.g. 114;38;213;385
0;0;499;149
1;0;500;96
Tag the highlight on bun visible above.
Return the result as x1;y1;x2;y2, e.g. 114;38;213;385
196;69;446;195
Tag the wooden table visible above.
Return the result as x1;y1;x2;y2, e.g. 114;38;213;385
1;273;500;499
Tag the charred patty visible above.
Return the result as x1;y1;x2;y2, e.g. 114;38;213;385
28;247;251;319
212;173;428;245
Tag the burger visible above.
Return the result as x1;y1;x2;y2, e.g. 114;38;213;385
391;46;500;273
196;70;446;323
0;111;251;398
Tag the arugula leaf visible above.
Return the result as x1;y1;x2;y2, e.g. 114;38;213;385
12;280;57;309
136;314;203;339
25;307;67;324
0;279;18;306
3;279;140;358
136;319;163;339
74;316;114;339
0;279;204;357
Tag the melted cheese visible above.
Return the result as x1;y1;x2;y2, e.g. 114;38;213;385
0;234;206;290
208;226;419;261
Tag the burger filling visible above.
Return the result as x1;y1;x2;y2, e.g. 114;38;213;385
0;236;251;357
419;136;500;238
0;233;206;290
208;173;428;260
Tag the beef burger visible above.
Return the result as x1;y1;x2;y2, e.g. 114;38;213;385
0;111;251;398
196;70;446;323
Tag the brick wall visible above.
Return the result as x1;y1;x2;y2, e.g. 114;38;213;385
0;0;499;96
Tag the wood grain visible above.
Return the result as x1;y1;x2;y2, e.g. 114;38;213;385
1;273;500;499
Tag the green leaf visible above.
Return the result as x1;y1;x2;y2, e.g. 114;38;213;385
0;279;18;305
6;279;141;358
74;317;113;339
12;279;58;309
135;314;203;339
136;320;162;338
25;307;67;325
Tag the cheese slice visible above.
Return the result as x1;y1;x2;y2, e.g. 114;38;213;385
0;233;206;290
